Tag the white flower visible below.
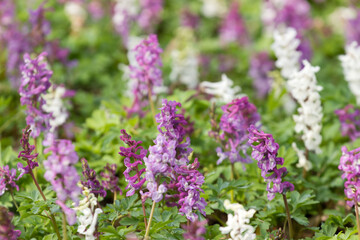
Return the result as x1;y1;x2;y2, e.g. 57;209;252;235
201;0;227;18
292;142;312;171
271;27;301;79
42;86;69;132
74;187;103;240
220;200;256;240
112;0;139;30
288;60;323;153
329;7;357;35
200;74;244;103
339;41;360;105
64;2;87;33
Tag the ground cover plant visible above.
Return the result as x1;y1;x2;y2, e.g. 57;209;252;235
2;0;360;239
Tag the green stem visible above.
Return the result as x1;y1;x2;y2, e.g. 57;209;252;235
62;212;68;240
147;81;157;125
144;201;156;240
282;194;293;239
230;163;235;202
10;188;19;210
354;202;360;240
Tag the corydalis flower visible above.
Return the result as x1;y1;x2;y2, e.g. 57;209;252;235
248;126;294;201
44;140;81;225
0;207;21;240
214;97;260;165
143;99;206;221
101;164;121;194
345;9;360;45
339;41;360;105
271;27;301;79
249;52;275;99
126;34;163;117
339;146;360;207
0;165;24;196
19;52;52;137
219;1;248;46
182;220;207;240
200;74;243;103
18;125;39;173
288;60;322;154
335;105;360;141
219;200;256;240
119;129;147;197
138;0;163;31
81;158;106;198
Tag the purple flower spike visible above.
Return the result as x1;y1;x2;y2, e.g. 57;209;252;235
19;52;53;137
248;125;294;201
339;146;360;207
119;129;147;197
126;34;163;118
335;105;360;142
213;97;260;165
101;164;121;194
18;125;39;173
44;139;81;224
219;1;249;46
0;165;24;196
143;99;206;221
81;158;107;198
182;220;207;240
249;52;274;99
0;207;21;240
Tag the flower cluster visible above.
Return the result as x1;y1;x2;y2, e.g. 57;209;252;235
138;0;163;31
345;9;360;45
214;97;260;165
248;126;294;200
0;207;21;240
119;129;147;197
339;41;360;105
288;60;323;153
169;28;199;89
64;1;87;34
200;74;243;103
74;185;103;240
249;52;275;99
44;140;81;225
271;27;301;79
100;164;121;194
219;199;256;240
18;126;39;173
292;142;312;171
338;146;360;207
143;99;206;221
81;158;106;198
182;220;207;240
219;1;248;46
0;165;24;196
335;105;360;141
201;0;227;18
126;34;163;117
180;8;199;29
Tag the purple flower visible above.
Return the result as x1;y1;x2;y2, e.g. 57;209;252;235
119;129;147;197
0;165;24;196
249;52;274;99
19;52;53;138
138;0;163;31
56;200;77;225
339;146;360;207
143;99;206;221
219;1;249;46
248;125;294;201
101;164;121;194
0;207;21;240
335;105;360;142
182;219;207;240
29;3;51;46
44;140;81;224
346;9;360;45
213;97;260;165
18;125;39;173
180;8;199;29
81;158;107;198
126;34;163;117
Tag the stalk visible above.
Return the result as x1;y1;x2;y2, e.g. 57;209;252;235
354;202;360;240
282;194;293;239
113;191;117;204
144;201;156;240
62;212;68;240
230;163;235;202
10;188;19;209
147;81;156;125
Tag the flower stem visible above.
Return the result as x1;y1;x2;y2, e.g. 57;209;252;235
147;82;157;125
354;202;360;240
62;212;68;240
9;188;19;210
282;194;293;239
113;191;117;204
144;201;156;240
230;163;235;202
